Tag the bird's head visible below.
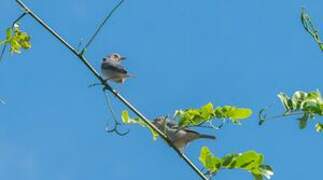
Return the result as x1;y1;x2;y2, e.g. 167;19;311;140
153;116;172;129
153;117;166;125
107;53;126;62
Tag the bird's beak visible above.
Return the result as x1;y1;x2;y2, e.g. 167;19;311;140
120;56;126;60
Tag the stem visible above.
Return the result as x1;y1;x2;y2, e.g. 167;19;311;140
14;0;209;179
103;91;130;136
269;111;305;120
12;12;27;26
103;91;119;125
82;0;124;53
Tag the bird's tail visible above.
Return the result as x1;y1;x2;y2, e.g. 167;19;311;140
199;134;216;140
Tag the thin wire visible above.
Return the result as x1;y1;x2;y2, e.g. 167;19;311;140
81;0;125;53
14;1;209;179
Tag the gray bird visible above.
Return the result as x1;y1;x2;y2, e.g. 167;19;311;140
101;53;131;83
153;117;216;152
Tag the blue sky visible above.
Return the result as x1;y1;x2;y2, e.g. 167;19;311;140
1;0;323;179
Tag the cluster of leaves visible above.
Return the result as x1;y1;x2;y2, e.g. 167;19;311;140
175;102;253;128
271;90;323;132
121;103;252;140
0;24;31;54
121;110;159;140
278;90;323;131
301;8;323;51
199;146;273;180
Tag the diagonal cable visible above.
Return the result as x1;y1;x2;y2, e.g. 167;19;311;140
14;0;209;179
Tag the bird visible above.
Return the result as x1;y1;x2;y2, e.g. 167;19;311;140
101;53;131;83
153;117;216;152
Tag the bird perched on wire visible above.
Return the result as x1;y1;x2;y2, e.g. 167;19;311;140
101;53;132;83
153;117;216;152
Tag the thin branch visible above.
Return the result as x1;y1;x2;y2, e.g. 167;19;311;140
269;111;306;120
259;108;306;125
14;0;209;179
81;0;125;53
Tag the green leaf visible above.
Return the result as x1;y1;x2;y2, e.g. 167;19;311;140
177;102;216;127
229;108;253;121
292;91;308;110
199;147;273;180
199;146;221;173
5;27;12;40
315;123;323;132
234;151;263;170
298;113;309;129
121;110;128;122
121;110;159;140
214;106;253;124
276;90;323;132
221;154;237;167
277;93;294;112
121;110;137;124
176;103;252;128
200;102;214;119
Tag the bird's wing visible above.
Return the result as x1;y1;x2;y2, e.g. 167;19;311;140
166;120;178;128
102;61;128;74
183;129;200;136
184;129;215;139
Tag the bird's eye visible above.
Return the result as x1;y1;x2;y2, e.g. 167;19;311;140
102;58;106;62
